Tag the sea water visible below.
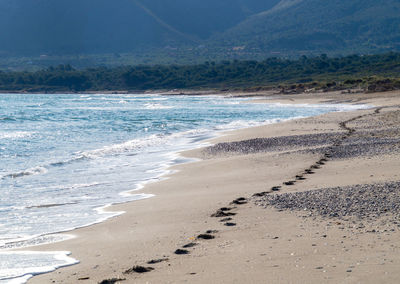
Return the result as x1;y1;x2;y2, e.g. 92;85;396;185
0;93;368;283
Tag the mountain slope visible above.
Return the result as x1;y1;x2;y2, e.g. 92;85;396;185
213;0;400;55
0;0;399;62
0;0;278;56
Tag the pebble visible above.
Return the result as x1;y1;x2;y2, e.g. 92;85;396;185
256;181;400;223
204;132;341;156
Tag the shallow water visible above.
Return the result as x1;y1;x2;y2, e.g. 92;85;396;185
0;93;368;283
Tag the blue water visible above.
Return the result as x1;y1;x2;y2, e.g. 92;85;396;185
0;93;367;283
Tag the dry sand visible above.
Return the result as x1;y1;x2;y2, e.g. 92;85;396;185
28;90;400;284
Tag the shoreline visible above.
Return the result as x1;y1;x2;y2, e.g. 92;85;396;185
0;88;365;97
27;90;400;283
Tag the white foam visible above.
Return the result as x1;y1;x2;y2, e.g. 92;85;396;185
54;182;102;191
3;167;48;179
0;274;32;284
222;101;241;105
94;204;125;218
144;103;173;109
121;96;167;101
0;132;34;140
77;128;210;160
214;119;276;130
77;134;165;159
0;234;75;251
0;251;78;283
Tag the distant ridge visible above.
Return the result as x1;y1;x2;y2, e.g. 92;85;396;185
256;0;304;17
0;0;276;56
0;0;399;65
131;0;200;44
214;0;400;56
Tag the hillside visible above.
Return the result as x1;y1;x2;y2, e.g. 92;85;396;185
0;0;400;66
0;0;277;56
213;0;400;56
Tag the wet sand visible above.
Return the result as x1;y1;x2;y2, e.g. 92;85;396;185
29;90;400;283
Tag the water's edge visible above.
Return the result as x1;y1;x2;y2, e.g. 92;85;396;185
0;94;371;283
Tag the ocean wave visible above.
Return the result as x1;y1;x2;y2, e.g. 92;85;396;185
0;206;25;213
222;100;241;105
0;131;34;140
2;167;48;180
214;118;282;131
0;234;74;251
0;117;17;122
33;182;103;192
59;182;102;190
144;103;173;110
75;128;210;160
122;95;168;101
76;134;164;159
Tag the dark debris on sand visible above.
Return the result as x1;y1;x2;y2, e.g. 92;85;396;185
98;278;126;284
197;233;215;240
211;209;236;217
123;266;154;274
256;182;400;222
147;258;169;264
182;242;198;248
220;217;233;222
231;197;248;204
174;249;190;255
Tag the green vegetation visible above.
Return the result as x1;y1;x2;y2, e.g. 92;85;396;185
1;53;399;93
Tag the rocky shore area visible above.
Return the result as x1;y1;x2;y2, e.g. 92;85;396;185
256;181;400;228
207;103;400;234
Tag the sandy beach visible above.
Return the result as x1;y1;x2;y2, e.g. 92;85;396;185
28;90;400;284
